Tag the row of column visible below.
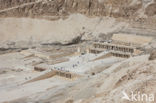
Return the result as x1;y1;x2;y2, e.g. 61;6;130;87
94;44;134;53
111;53;130;58
56;71;72;79
89;49;102;54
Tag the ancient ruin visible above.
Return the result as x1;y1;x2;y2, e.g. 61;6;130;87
88;33;149;58
0;0;156;103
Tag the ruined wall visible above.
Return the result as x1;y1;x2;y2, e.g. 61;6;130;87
0;0;155;19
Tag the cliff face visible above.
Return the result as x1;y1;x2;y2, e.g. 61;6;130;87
0;0;156;48
0;0;156;19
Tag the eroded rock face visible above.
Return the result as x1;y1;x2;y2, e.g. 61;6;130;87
0;0;155;19
0;14;127;48
0;0;155;48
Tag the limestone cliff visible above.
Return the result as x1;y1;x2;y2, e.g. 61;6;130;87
0;0;156;19
0;0;156;48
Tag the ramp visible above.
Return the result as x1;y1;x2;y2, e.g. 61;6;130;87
23;69;80;84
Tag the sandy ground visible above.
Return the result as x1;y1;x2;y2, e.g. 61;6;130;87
0;46;155;103
0;48;123;103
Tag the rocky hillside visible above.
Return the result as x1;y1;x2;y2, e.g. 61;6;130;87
0;0;156;49
0;0;156;19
